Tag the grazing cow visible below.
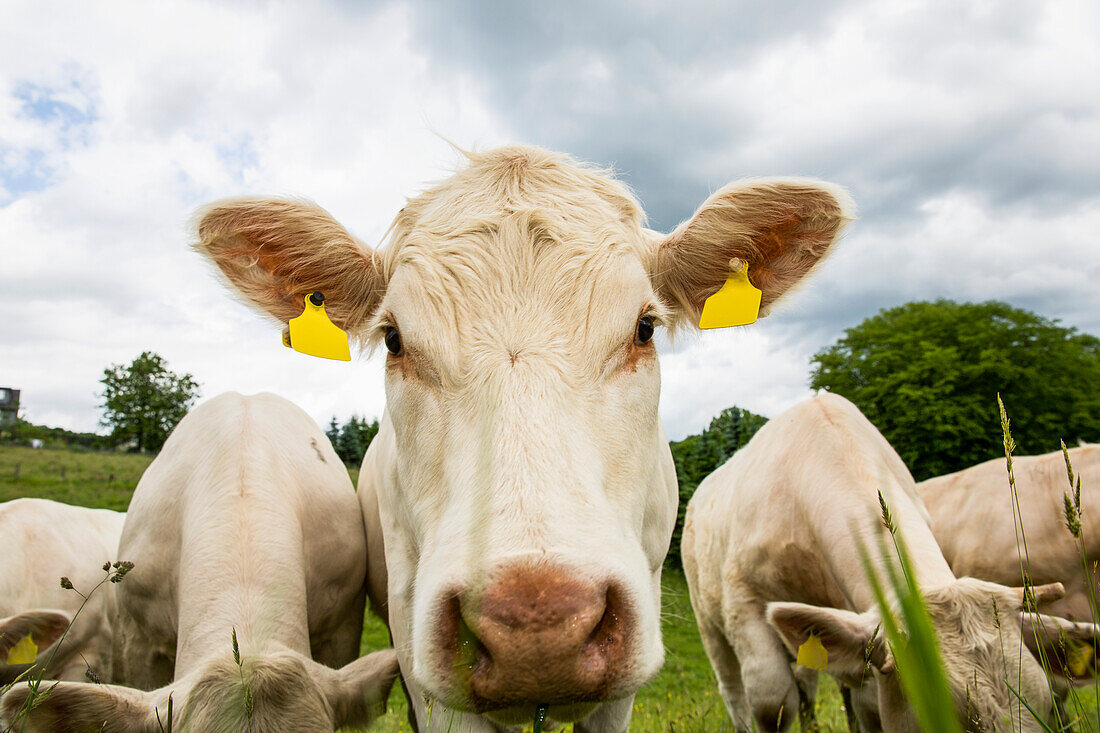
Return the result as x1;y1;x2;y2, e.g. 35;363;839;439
919;444;1100;676
193;145;853;731
0;499;125;684
682;393;1096;733
1;393;398;732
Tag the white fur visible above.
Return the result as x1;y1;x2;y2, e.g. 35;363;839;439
919;444;1100;622
0;393;397;732
683;393;1086;732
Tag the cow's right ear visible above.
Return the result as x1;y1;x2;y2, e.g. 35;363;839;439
0;681;163;733
193;197;386;336
0;609;71;661
767;602;885;677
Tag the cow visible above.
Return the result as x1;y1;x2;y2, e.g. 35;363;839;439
682;393;1097;732
0;392;399;732
0;499;126;685
191;144;854;731
918;444;1100;681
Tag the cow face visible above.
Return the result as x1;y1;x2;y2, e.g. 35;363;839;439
195;146;852;721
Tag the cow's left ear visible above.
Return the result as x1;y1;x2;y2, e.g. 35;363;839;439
650;179;854;329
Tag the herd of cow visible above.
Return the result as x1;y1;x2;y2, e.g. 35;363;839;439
0;145;1096;732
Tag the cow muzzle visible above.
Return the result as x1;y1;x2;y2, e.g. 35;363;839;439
437;562;633;712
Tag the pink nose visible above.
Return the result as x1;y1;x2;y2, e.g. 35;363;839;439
440;564;631;710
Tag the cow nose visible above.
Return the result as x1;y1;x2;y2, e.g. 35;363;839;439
443;564;631;709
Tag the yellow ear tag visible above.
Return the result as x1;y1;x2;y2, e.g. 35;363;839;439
6;633;38;665
796;632;828;671
1068;641;1095;677
698;259;762;329
285;292;351;362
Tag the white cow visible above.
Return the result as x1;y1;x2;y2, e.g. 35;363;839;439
919;444;1100;678
683;393;1096;733
0;499;125;684
1;392;398;732
193;145;853;731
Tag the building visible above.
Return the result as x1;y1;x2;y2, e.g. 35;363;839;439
0;387;18;428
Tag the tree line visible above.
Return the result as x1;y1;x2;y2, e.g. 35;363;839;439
325;415;380;467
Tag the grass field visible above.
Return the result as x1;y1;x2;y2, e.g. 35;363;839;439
3;443;1098;732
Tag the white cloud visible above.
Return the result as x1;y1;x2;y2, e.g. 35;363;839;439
1;0;1096;446
0;0;512;432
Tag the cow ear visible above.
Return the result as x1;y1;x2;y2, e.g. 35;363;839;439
1020;612;1100;684
192;197;386;335
0;610;71;660
0;681;163;732
1009;582;1065;610
314;648;400;728
651;179;853;329
767;602;884;676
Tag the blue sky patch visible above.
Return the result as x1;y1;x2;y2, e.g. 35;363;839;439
1;77;99;201
14;80;97;136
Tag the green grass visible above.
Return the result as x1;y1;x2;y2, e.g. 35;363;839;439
0;445;152;511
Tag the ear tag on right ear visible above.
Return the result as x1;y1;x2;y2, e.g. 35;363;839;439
699;259;761;329
286;292;351;362
6;633;38;665
797;632;828;671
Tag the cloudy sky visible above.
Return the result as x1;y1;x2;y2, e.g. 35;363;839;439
2;0;1098;441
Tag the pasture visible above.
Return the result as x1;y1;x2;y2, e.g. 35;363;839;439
3;443;1099;732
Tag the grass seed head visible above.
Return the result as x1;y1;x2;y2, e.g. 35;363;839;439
1064;492;1083;538
1061;439;1076;486
109;561;134;583
878;490;896;535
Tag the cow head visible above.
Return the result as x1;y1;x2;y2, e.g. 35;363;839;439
769;580;1097;732
194;146;852;722
0;648;399;732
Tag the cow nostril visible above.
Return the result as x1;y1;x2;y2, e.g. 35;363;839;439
582;584;627;667
445;594;491;675
455;615;479;669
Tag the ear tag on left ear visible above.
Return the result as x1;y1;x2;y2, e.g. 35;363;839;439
1067;641;1095;678
286;292;351;362
797;632;828;671
6;633;38;665
699;259;761;329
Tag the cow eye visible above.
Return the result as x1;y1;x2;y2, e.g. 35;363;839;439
384;326;403;356
634;315;654;346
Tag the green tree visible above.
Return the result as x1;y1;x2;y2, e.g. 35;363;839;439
99;352;200;452
666;406;768;568
325;417;341;449
329;415;380;466
810;299;1100;480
